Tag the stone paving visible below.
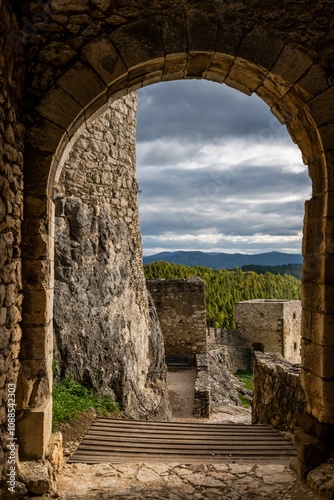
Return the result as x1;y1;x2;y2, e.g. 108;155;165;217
54;461;326;499
51;369;326;499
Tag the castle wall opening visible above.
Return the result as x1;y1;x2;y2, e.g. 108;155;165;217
1;1;334;490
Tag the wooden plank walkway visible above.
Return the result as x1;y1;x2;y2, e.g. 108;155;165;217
69;418;297;465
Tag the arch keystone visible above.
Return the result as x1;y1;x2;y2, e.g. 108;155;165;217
185;52;213;79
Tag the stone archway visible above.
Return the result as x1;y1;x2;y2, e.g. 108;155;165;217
14;1;334;473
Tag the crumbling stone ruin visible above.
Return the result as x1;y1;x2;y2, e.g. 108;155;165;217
208;299;302;372
236;299;301;364
147;279;253;419
1;0;334;496
146;278;208;359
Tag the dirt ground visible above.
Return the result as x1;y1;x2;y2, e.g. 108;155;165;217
167;367;252;424
167;367;197;418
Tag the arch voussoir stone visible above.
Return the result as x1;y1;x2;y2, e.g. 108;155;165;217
185;52;213;79
27;118;66;154
36;86;84;132
110;20;166;71
295;64;330;102
307;87;334;128
271;45;314;86
318;123;334;152
215;19;243;57
82;35;128;86
206;52;234;84
56;60;106;109
225;58;268;95
128;58;165;85
162;53;188;81
161;13;187;55
237;26;285;72
186;10;219;53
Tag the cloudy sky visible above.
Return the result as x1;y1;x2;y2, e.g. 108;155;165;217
136;80;311;256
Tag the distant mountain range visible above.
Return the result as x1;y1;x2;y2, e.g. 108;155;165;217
143;251;303;269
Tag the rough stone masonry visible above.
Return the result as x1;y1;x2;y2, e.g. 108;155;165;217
0;0;26;489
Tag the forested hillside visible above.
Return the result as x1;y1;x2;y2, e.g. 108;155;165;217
143;250;302;269
144;262;301;329
241;263;302;279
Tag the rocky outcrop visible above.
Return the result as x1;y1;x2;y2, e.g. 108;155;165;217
193;348;252;418
208;349;251;408
53;94;170;421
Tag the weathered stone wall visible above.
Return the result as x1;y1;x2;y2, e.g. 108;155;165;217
208;328;242;347
252;352;334;478
252;352;306;432
236;299;301;363
194;353;211;418
147;278;207;358
0;0;25;491
219;346;252;374
208;329;251;372
53;94;170;421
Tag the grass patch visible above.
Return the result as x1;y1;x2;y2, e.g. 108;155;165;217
234;370;253;391
52;375;120;431
238;393;251;407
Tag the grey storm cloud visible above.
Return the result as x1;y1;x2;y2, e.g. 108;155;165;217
137;165;310;202
139;201;304;237
137;80;289;143
136;80;311;255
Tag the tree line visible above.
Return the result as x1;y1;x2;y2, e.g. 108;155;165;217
144;261;301;329
241;263;302;279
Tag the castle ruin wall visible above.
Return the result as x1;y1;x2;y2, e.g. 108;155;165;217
236;299;301;364
146;278;207;359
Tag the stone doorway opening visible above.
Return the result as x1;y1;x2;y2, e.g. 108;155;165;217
15;8;334;488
